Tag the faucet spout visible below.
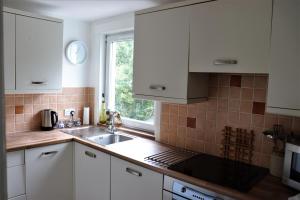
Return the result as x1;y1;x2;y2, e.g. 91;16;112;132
106;111;118;134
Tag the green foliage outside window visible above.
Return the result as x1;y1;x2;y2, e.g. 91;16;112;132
114;40;154;121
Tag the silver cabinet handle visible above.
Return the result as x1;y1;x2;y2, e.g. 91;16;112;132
149;85;166;91
213;59;238;65
126;167;142;177
85;151;96;158
40;151;58;157
31;81;48;85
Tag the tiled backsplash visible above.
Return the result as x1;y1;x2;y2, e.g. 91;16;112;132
5;87;95;134
160;74;300;168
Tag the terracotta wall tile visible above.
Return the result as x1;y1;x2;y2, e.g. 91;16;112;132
230;75;242;87
229;87;241;99
254;75;268;89
252;102;265;115
161;103;169;114
208;87;218;98
241;75;254;88
218;87;229;98
187;117;196;128
24;95;33;105
5;96;15;106
240;101;253;113
159;73;300;169
217;99;228;112
218;75;230;86
15;97;24;106
229;100;240;112
241;88;253;101
178;105;187;117
15;106;24;114
5;87;95;134
254;89;266;102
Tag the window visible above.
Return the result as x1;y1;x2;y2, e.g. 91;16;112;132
105;32;155;132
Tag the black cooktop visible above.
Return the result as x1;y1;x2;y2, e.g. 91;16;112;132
168;154;269;192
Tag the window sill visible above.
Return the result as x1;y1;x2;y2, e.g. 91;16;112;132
97;124;155;141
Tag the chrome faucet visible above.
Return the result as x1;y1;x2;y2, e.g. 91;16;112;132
106;111;118;134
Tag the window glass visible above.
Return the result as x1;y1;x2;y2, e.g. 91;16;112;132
106;33;155;131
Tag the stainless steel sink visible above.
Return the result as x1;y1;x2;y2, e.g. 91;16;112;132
86;134;132;146
61;126;133;146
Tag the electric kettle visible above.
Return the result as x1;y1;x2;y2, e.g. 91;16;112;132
41;109;58;131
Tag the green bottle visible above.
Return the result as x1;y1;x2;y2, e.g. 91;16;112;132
99;93;107;124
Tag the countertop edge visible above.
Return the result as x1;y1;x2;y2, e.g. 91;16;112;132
6;131;297;200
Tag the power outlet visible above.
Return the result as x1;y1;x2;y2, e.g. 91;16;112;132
64;108;75;116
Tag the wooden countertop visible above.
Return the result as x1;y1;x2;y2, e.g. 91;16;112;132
6;130;298;200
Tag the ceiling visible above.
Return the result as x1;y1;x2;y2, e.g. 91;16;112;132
4;0;183;22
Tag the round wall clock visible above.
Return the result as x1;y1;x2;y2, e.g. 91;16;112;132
65;40;88;65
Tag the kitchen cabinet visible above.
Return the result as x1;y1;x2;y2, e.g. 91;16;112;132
111;157;163;200
3;12;16;91
9;195;26;200
25;143;73;200
189;0;272;73
267;0;300;117
133;6;208;104
3;7;63;93
16;15;63;92
74;142;110;200
7;150;26;199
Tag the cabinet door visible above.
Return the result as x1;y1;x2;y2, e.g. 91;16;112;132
133;6;189;100
189;0;272;73
111;157;163;200
267;0;300;116
25;143;73;200
16;15;63;91
75;143;110;200
7;165;25;198
8;195;26;200
3;12;15;91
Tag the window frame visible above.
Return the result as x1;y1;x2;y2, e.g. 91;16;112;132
104;31;156;133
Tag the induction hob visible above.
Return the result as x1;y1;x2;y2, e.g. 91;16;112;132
168;153;269;192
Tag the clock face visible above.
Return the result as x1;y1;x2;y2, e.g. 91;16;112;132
66;41;87;65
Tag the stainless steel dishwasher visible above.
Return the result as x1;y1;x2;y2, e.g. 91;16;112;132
163;176;234;200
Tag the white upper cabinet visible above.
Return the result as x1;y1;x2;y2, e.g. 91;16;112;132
3;12;16;91
74;142;110;200
267;0;300;117
133;6;208;103
189;0;272;73
16;15;63;91
134;7;189;100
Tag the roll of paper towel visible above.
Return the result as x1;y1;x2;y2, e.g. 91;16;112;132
83;107;90;125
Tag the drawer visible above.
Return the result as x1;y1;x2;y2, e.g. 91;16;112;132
7;165;26;198
7;151;24;167
8;195;26;200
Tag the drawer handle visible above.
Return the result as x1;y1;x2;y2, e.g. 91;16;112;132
213;59;238;65
31;81;48;85
149;85;166;91
126;167;142;177
40;151;58;157
85;151;96;158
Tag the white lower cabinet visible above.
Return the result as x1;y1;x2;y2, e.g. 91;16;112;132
25;142;73;200
7;151;26;200
8;195;26;200
111;156;163;200
74;142;110;200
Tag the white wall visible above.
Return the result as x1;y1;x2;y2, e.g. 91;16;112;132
62;19;91;87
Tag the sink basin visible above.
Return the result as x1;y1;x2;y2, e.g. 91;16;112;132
86;134;132;146
61;126;133;146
